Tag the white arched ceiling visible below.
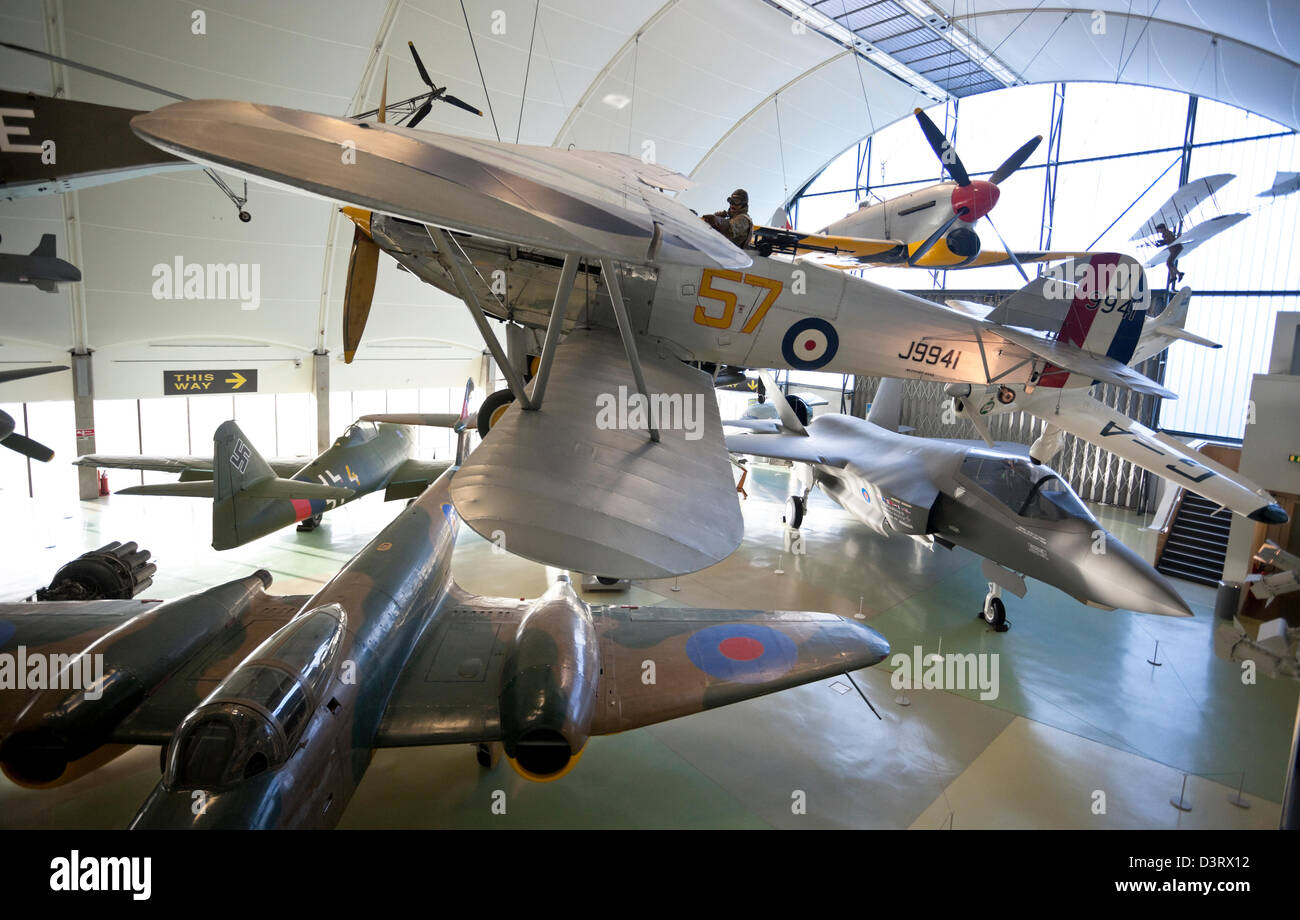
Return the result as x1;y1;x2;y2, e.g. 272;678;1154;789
1;0;1296;401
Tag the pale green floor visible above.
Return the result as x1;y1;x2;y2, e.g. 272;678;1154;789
0;465;1295;829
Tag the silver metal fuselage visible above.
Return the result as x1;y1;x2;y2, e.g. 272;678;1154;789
786;415;1190;618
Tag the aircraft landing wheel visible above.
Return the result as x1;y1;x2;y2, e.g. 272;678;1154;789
981;596;1008;632
238;210;251;223
477;389;516;438
783;495;805;530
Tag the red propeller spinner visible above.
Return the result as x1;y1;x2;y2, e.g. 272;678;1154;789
951;180;1000;222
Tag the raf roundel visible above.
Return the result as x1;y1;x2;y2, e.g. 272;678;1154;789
685;623;798;684
781;317;839;370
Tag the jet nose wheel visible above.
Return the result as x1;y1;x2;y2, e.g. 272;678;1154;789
783;495;805;530
979;590;1009;632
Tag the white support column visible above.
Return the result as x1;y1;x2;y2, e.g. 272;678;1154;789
314;349;330;453
72;351;97;500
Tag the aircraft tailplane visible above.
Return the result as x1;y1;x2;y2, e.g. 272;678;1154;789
30;234;57;258
866;378;904;432
212;420;351;549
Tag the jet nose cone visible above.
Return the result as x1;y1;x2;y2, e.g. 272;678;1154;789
1090;536;1194;617
952;180;1000;222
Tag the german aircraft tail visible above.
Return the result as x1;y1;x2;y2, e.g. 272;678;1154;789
211;421;352;548
119;421;353;548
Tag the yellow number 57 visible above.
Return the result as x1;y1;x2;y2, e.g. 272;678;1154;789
694;269;783;334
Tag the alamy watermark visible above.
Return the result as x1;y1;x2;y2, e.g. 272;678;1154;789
152;257;261;310
0;647;105;700
595;386;705;441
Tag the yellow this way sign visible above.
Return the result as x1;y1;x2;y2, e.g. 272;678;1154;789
164;370;258;394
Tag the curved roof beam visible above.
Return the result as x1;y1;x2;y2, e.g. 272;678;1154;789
955;7;1300;74
551;0;681;146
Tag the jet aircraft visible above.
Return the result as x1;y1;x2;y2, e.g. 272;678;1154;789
727;375;1193;629
0;470;890;828
76;417;450;549
0;233;81;292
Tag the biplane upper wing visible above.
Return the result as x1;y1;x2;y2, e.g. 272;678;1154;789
131;99;749;270
1142;212;1248;266
1131;173;1236;240
448;329;744;579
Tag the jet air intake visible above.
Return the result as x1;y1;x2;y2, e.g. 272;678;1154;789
498;578;598;781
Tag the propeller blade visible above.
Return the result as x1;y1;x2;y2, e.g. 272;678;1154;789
909;208;966;265
985;214;1030;282
408;41;434;88
407;98;434;128
0;365;68;385
442;93;484;117
990;135;1042;185
342;225;381;363
378;61;388;124
3;432;55;463
914;107;969;187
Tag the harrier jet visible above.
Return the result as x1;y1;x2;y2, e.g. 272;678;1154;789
0;471;890;828
727;375;1193;629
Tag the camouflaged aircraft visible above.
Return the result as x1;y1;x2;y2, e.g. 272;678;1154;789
0;470;890;828
76;417;451;549
727;375;1193;630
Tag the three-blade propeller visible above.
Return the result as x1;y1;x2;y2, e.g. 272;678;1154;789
406;41;484;127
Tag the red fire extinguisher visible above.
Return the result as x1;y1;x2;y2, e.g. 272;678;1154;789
98;470;109;496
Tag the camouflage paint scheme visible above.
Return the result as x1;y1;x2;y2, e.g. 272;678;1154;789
78;418;449;549
0;471;889;828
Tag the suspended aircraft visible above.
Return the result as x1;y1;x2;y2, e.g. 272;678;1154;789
0;365;68;462
76;416;452;548
1130;174;1249;281
750;108;1086;276
0;233;81;292
0;469;890;827
727;374;1192;629
115;91;1285;580
0;40;1281;575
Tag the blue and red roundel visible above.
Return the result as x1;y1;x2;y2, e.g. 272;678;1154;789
686;623;798;684
781;317;839;370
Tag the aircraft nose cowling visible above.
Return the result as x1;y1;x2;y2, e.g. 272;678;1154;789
1086;536;1194;618
952;180;999;222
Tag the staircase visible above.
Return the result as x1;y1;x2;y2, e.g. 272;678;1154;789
1156;492;1232;587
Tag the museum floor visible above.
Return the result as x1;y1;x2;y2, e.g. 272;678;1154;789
1;464;1295;829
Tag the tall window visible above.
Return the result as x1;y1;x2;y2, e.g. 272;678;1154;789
791;84;1299;439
